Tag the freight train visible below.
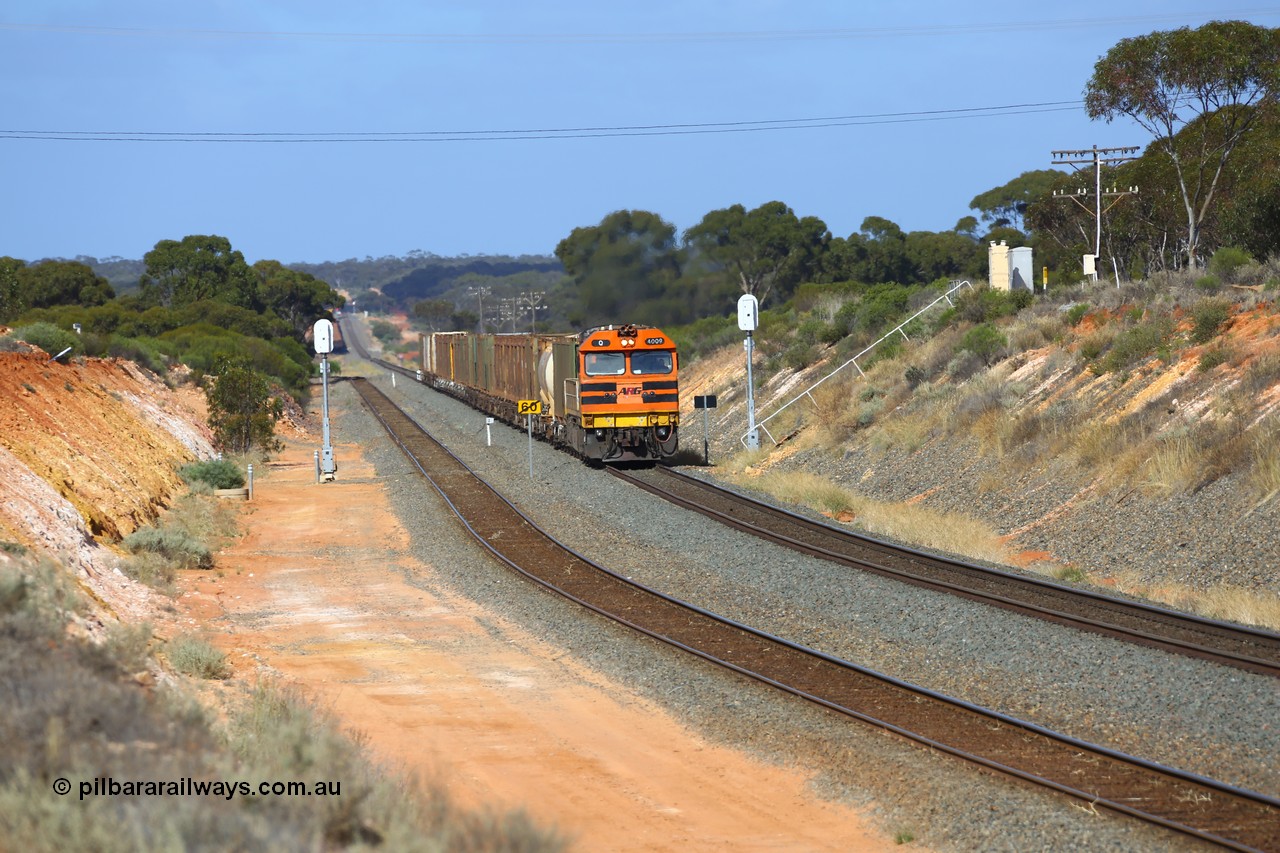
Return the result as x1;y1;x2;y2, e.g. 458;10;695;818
420;324;679;463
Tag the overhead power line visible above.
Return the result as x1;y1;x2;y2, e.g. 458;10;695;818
1;101;1082;143
2;12;1278;44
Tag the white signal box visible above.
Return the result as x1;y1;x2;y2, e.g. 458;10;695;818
737;294;759;331
313;318;334;354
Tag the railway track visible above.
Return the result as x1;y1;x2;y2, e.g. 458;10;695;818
608;466;1280;678
349;376;1280;852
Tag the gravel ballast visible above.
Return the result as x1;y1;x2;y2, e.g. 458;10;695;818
330;372;1275;852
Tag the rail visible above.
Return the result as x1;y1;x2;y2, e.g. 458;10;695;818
742;279;972;448
349;377;1280;852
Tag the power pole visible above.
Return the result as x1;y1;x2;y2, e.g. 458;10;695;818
498;297;518;332
1051;145;1140;282
466;286;491;332
516;290;548;333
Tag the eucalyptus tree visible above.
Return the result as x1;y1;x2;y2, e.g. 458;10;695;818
0;256;27;322
139;235;258;309
8;260;115;315
1085;20;1280;267
969;170;1064;232
555;209;682;326
682;201;828;309
253;260;344;339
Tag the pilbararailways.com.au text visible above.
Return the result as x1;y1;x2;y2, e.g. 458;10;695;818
53;777;342;801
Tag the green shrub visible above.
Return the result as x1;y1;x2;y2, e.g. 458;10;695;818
955;286;1020;323
167;634;231;679
1190;297;1232;344
119;551;177;591
946;350;984;381
1065;303;1090;326
179;459;245;490
794;317;825;346
1008;289;1034;312
122;527;212;570
103;621;154;674
857;397;884;427
106;335;170;374
1195;275;1221;293
782;342;816;371
960;323;1007;365
931;306;958;332
1209;246;1252;280
1198;346;1231;372
370;319;400;345
1098;315;1174;373
11;322;81;359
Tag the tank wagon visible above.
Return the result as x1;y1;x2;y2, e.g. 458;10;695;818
421;324;679;462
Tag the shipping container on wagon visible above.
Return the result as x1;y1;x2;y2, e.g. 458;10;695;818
422;332;464;378
426;332;465;385
473;334;495;394
490;334;538;403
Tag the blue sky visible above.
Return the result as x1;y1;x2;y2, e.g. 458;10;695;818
3;2;1277;265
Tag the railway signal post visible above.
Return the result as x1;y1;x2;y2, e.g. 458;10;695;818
313;318;337;482
738;295;760;450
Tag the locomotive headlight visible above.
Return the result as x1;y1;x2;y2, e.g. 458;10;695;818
655;425;671;440
594;429;606;439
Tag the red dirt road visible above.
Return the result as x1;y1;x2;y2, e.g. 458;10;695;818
179;430;892;851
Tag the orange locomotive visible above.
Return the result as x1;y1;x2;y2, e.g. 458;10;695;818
421;323;679;463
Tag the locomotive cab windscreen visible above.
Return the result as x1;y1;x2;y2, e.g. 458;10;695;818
584;351;626;376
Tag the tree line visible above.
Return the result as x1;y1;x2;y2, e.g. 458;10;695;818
0;235;344;454
1;20;1274;411
549;20;1278;329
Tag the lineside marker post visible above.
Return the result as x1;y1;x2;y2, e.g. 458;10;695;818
519;400;542;479
694;395;717;466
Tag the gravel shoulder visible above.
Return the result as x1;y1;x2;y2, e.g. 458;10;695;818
348;370;1276;852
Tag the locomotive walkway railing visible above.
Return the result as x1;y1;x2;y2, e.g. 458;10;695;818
740;279;973;449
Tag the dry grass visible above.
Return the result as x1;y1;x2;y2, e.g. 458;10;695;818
971;408;1016;458
722;446;774;474
710;281;1280;631
1245;419;1280;509
725;469;1010;564
120;492;240;592
869;412;934;454
1066;421;1152;491
1140;434;1203;495
0;512;566;852
1141;422;1252;496
1102;570;1280;631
